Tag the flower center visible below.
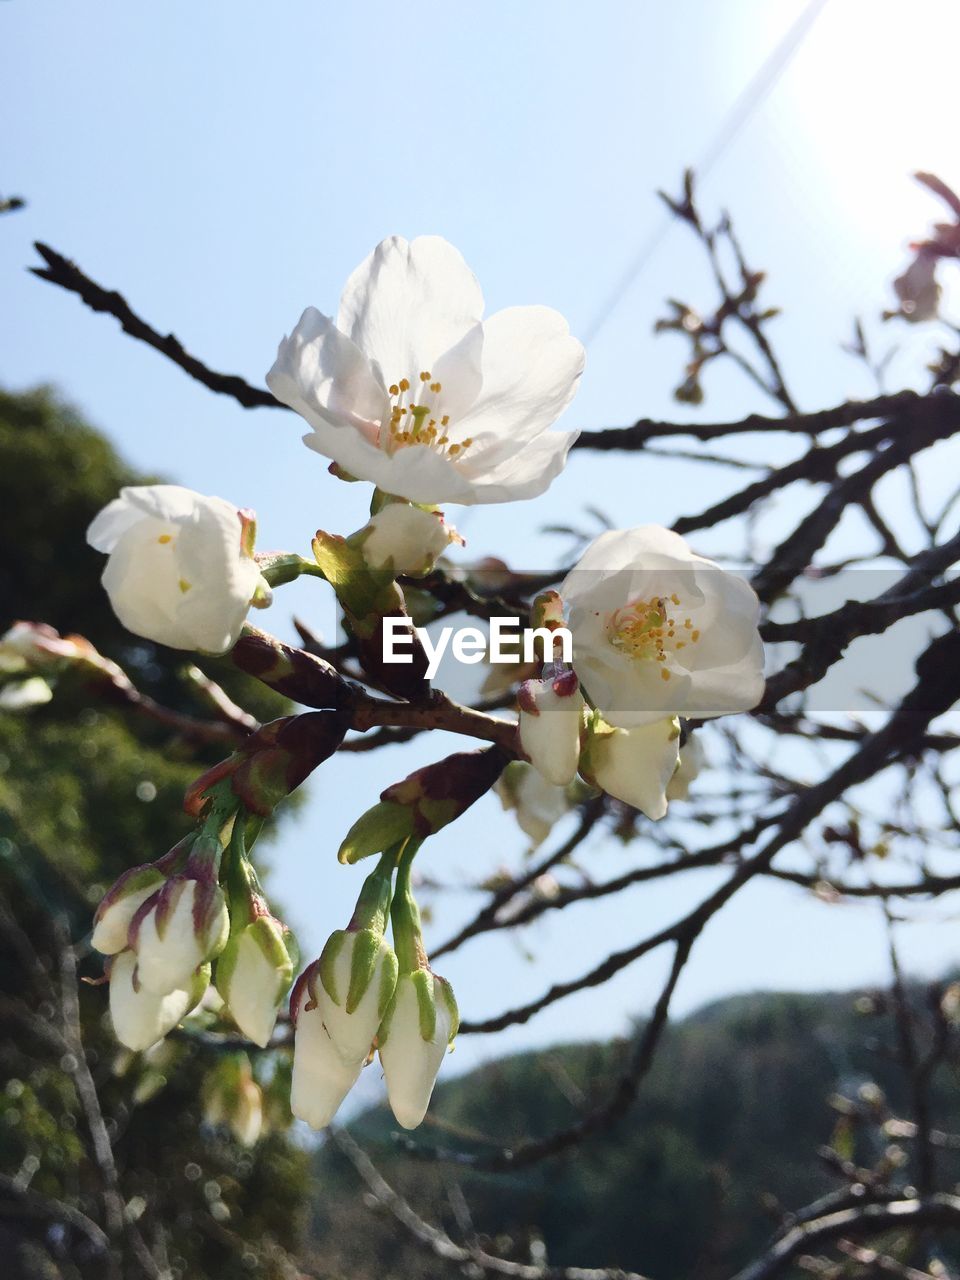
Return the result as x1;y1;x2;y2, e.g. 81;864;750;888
383;371;473;460
607;593;700;681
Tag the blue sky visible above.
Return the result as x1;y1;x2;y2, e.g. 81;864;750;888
4;0;960;1095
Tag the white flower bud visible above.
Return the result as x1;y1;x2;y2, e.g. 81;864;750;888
0;677;54;711
581;716;681;820
109;951;208;1052
0;622;84;672
359;504;461;576
203;1058;264;1147
378;970;459;1131
518;673;584;786
86;485;263;654
134;877;229;997
315;929;399;1062
290;989;365;1131
91;867;167;956
215;917;295;1048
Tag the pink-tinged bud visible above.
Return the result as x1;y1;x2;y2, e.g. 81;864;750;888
132;875;229;997
339;746;509;863
91;866;167;955
108;951;209;1052
518;673;584;786
185;711;350;819
0;621;86;671
377;970;459;1130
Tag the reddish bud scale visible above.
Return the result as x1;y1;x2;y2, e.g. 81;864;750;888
231;628;349;710
381;745;510;830
185;711;350;818
354;613;430;702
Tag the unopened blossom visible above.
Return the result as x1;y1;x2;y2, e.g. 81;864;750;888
289;975;366;1130
91;865;167;956
580;715;681;820
0;621;85;672
203;1056;264;1147
666;732;706;802
562;525;764;728
87;485;264;654
290;924;398;1130
495;761;570;847
109;951;209;1052
378;970;459;1130
216;915;296;1048
518;672;584;786
0;677;53;710
132;875;229;996
358;503;462;576
267;236;584;506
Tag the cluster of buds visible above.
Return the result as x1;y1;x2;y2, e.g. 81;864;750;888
92;786;296;1054
92;710;347;1053
291;840;458;1132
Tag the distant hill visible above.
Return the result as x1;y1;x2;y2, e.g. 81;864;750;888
309;983;960;1279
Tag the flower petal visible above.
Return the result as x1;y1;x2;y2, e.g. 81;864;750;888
336;236;484;385
457;431;579;504
266;306;389;439
453;305;585;460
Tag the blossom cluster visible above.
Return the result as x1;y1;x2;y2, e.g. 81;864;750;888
51;233;766;1135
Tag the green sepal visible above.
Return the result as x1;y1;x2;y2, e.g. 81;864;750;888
311;529;399;630
338;802;415;865
317;929;349;1006
412;968;437;1042
438;977;460;1044
345;929;398;1015
257;552;323;589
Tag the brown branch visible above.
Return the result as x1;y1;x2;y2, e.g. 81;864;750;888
31;242;280;410
730;1194;960;1280
331;1128;654;1280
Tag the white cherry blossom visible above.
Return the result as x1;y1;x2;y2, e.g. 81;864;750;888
87;485;263;654
562;525;764;728
267;236;584;505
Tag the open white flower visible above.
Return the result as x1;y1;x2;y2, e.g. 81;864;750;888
562;526;764;728
581;716;681;820
267;236;584;506
378;970;459;1130
109;951;208;1052
87;485;264;654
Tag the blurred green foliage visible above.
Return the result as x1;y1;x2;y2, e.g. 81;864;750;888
0;386;308;1279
